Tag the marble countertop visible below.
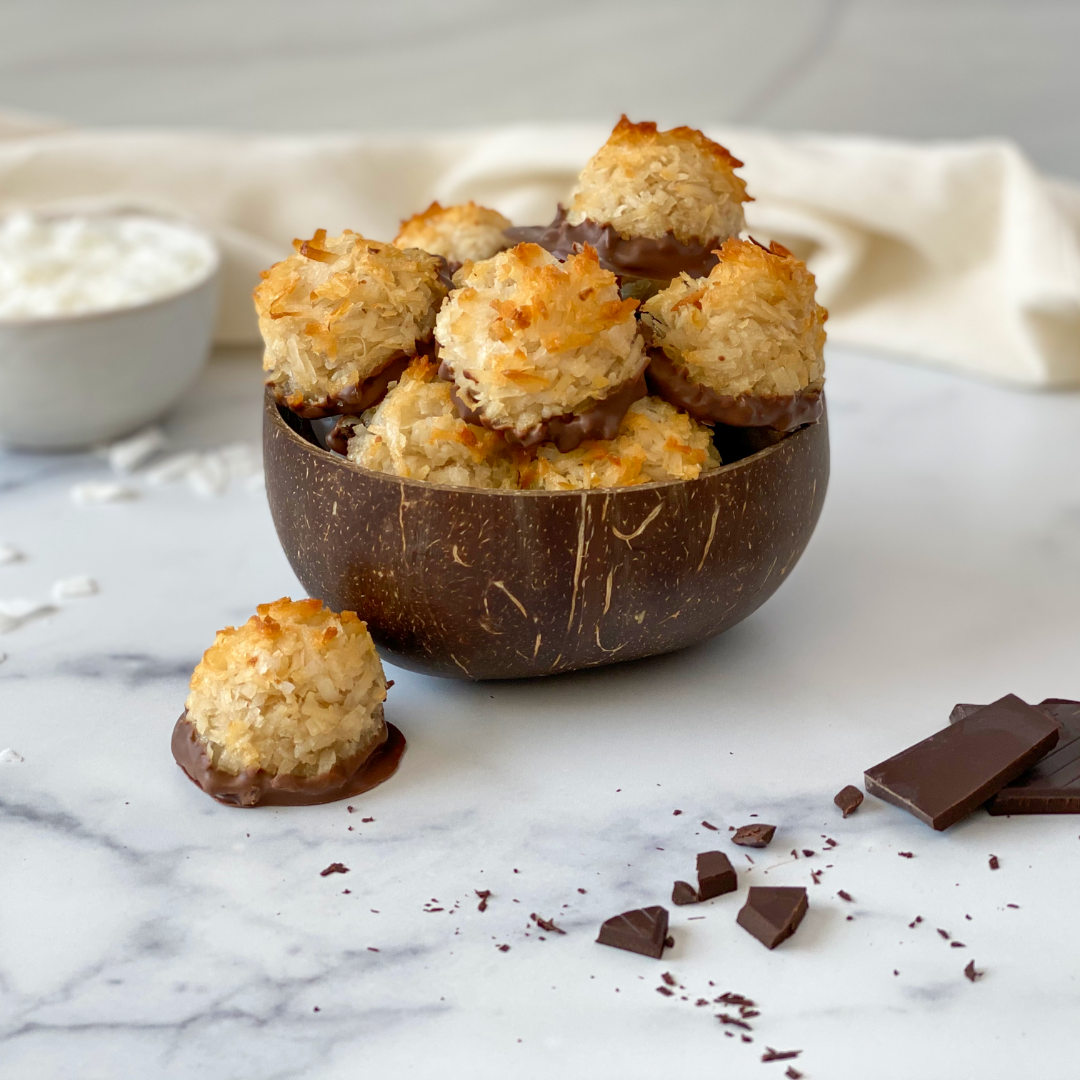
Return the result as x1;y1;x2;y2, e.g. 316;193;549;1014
2;346;1080;1080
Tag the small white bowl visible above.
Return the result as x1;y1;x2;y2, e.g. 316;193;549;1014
0;214;221;450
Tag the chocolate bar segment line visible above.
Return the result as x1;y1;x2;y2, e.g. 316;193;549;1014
865;694;1059;831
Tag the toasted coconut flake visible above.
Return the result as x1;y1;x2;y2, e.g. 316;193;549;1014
568;116;749;246
255;231;447;411
642;238;827;399
185;598;387;779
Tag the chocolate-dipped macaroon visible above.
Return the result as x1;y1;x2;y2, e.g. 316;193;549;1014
520;396;720;491
343;356;524;489
641;238;826;431
435;242;647;452
172;598;404;807
394;201;512;276
256;230;447;419
509;116;749;295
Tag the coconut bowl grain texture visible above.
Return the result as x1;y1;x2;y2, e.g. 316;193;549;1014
264;389;828;680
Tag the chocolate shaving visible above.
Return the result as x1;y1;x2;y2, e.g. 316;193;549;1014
762;1048;802;1062
717;1013;752;1030
531;913;565;934
441;360;647;453
786;1068;804;1079
716;992;755;1007
645;348;823;432
661;971;676;986
320;863;349;877
476;889;491;912
656;986;674;996
964;960;983;982
505;205;723;281
899;851;914;858
838;890;854;902
701;820;718;830
172;711;405;808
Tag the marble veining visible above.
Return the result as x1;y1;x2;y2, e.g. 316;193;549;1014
2;347;1080;1079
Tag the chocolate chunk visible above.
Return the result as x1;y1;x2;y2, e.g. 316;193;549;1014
672;880;700;906
732;823;776;848
664;935;675;948
833;784;864;817
645;348;824;432
476;889;491;912
320;863;348;877
989;855;1000;870
596;906;670;959
172;712;406;808
964;960;983;982
696;851;737;900
864;694;1059;830
951;699;1080;815
736;887;808;949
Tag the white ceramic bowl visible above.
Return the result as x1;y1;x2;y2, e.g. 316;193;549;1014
0;216;221;450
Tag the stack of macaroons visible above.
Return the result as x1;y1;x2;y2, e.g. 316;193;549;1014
258;116;827;491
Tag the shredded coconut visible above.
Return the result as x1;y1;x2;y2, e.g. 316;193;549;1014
106;426;167;473
0;544;24;566
0;598;56;633
0;748;25;764
71;481;139;505
52;575;98;601
0;212;216;320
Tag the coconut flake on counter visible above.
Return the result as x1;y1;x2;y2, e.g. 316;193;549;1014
0;544;24;565
0;748;25;764
0;598;56;633
105;426;167;473
51;575;98;601
0;212;216;321
71;481;139;505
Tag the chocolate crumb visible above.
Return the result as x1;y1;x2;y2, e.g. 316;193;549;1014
346;806;355;813
496;944;510;952
702;820;718;830
801;849;815;858
785;1068;803;1079
834;784;864;817
742;1035;753;1044
838;890;854;902
695;998;709;1006
724;1031;734;1038
790;849;799;859
898;851;914;858
964;959;983;982
320;863;349;876
951;941;966;948
367;947;379;952
846;915;854;921
342;889;351;895
661;971;676;986
989;855;1000;870
665;935;675;948
937;928;950;940
313;1006;320;1012
476;889;491;912
717;993;755;1007
656;986;674;996
811;870;822;885
824;837;838;847
762;1048;802;1062
741;1008;760;1019
531;913;565;934
673;809;683;815
894;969;899;976
716;1013;752;1030
1007;903;1019;909
578;888;587;894
362;816;374;823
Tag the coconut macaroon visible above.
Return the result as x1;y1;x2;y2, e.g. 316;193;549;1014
520;396;721;491
641;238;827;431
394;201;511;271
256;229;448;418
510;117;749;287
435;243;647;450
173;598;402;806
345;357;522;489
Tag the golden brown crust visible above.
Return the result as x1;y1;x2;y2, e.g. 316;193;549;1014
568;115;749;246
434;243;645;435
394;201;511;265
184;597;387;779
255;230;447;412
642;238;827;400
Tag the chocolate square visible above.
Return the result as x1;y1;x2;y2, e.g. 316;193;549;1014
736;887;808;949
596;906;670;959
865;694;1059;830
697;850;737;900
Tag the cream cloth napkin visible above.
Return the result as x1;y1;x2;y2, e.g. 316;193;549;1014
2;113;1079;387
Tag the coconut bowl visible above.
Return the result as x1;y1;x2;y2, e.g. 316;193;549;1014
264;389;829;680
